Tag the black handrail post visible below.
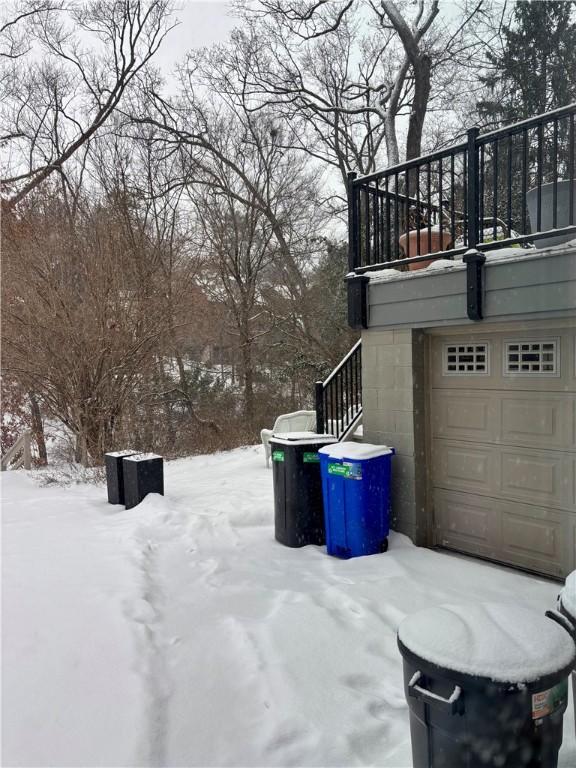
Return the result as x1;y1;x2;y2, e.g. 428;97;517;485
463;250;486;321
315;381;325;434
466;127;480;248
347;171;358;271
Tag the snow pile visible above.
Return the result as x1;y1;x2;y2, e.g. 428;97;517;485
124;452;163;462
3;446;575;767
398;603;575;683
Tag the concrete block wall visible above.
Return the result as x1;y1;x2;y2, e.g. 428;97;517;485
362;328;428;544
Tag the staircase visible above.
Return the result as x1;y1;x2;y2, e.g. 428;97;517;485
315;340;362;441
1;431;32;471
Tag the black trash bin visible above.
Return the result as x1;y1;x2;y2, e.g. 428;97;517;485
105;450;137;504
122;452;164;510
270;431;337;548
397;602;575;768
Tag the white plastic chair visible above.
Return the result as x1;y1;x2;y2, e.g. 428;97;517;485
261;410;317;468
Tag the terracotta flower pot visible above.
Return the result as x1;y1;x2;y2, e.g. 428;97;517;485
398;228;453;271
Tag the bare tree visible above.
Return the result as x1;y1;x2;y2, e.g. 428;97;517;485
195;183;276;423
0;0;58;61
0;0;174;209
1;186;175;464
136;64;336;338
229;0;493;184
88;124;222;433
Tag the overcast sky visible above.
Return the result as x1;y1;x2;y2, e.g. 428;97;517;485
154;1;237;76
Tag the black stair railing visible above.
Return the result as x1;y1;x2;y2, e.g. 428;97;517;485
315;340;362;440
349;102;576;272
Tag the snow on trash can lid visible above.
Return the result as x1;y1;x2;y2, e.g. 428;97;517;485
398;602;575;684
269;431;338;446
318;442;394;460
560;570;576;619
123;453;163;462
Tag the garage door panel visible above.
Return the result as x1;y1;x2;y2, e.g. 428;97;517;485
431;330;576;393
435;440;573;511
570;519;576;572
431;392;496;442
434;490;567;578
433;490;497;555
499;394;574;450
434;442;496;495
500;506;564;577
433;391;575;449
500;449;570;507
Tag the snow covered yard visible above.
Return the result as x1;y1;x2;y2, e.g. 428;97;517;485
2;446;575;767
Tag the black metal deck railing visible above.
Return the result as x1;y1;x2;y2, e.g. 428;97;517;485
315;339;362;439
349;103;576;272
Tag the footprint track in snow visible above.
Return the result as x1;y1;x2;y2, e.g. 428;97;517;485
347;722;391;764
310;588;367;628
264;722;318;766
341;672;407;715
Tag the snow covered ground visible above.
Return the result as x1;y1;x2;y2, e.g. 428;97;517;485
2;446;575;767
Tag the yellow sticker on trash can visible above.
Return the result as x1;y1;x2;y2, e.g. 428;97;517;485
532;679;568;720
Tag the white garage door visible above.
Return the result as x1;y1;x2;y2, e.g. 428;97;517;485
430;325;576;578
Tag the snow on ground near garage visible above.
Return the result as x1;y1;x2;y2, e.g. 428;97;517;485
2;445;575;767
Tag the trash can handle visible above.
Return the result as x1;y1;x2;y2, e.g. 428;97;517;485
408;671;463;715
545;609;576;641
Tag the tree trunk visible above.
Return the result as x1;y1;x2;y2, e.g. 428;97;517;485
405;54;432;161
241;337;255;424
157;355;176;444
75;431;89;467
74;433;83;463
85;416;103;466
290;375;296;411
384;113;400;167
28;393;47;466
239;309;255;423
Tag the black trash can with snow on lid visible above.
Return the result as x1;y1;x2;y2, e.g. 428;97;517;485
105;449;137;504
397;602;575;768
269;431;337;548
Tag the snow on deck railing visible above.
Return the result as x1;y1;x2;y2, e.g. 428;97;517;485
349;103;576;273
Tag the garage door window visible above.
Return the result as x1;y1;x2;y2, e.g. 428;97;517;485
504;339;559;376
443;342;490;375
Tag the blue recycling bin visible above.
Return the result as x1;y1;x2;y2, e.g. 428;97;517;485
318;442;394;559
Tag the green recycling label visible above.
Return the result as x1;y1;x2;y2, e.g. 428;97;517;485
532;679;568;720
327;461;362;480
303;452;320;463
272;450;285;463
